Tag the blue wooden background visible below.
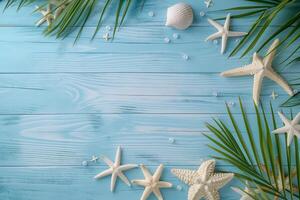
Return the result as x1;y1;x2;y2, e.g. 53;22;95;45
0;0;299;199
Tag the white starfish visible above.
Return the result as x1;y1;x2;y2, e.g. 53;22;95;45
132;164;172;200
36;4;54;26
103;33;111;41
204;0;213;8
94;146;137;192
232;186;255;200
272;111;300;146
270;90;278;100
206;14;247;54
171;159;234;200
220;39;294;105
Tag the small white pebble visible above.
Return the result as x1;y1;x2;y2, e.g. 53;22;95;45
212;91;219;97
173;33;180;39
199;11;206;17
82;161;88;166
293;89;298;94
168;137;175;144
235;38;241;43
228;102;236;107
176;185;183;191
148;11;155;17
164;37;171;43
106;25;111;31
182;54;189;60
213;40;218;45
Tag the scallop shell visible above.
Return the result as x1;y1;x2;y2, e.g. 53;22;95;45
165;3;194;30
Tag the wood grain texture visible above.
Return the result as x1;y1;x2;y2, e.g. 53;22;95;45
0;0;299;199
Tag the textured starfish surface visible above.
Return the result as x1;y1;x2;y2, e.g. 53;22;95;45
171;159;234;200
272;111;300;146
94;146;137;192
221;39;293;105
132;164;172;200
206;13;247;54
36;4;54;26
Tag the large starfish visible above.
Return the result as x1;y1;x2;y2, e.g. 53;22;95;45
272;111;300;146
36;4;54;26
171;159;234;200
221;39;294;105
206;13;247;54
132;164;172;200
94;146;137;192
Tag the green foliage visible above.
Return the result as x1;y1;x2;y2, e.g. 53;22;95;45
205;98;300;199
3;0;142;42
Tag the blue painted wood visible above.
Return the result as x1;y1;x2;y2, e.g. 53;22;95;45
0;0;298;200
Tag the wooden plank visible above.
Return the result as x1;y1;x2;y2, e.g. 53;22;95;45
0;113;293;166
0;73;297;114
0;166;240;200
0;0;296;27
0;26;298;73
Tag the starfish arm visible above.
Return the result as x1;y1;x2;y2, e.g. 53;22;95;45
287;131;294;147
221;34;228;54
205;189;220;200
292;112;300;125
228;31;248;37
153;188;163;200
119;164;138;171
188;184;204;200
253;72;264;105
171;168;197;185
263;39;279;68
140;165;152;180
117;171;131;186
110;172;117;192
140;187;152;200
231;187;245;195
206;32;222;41
132;179;149;187
46;17;53;26
36;18;46;26
157;181;173;188
224;13;231;31
94;168;113;179
153;164;164;182
210;173;234;189
277;111;291;125
115;146;121;166
100;156;114;167
207;19;223;31
265;69;293;96
272;126;289;134
198;160;216;181
220;64;255;77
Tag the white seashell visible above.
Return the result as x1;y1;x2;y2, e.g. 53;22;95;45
165;3;194;30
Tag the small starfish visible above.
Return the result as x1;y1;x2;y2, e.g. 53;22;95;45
232;186;256;200
94;146;137;192
36;4;54;26
221;39;293;105
171;159;234;200
103;33;111;41
206;13;247;54
204;0;213;8
270;90;278;100
91;155;98;162
272;111;300;146
132;164;172;200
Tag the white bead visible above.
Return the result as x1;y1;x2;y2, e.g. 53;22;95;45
148;11;155;17
213;40;218;45
106;25;111;31
169;137;175;144
199;11;206;17
293;89;298;94
164;37;171;43
173;33;180;39
82;161;88;166
182;54;189;60
176;185;183;191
